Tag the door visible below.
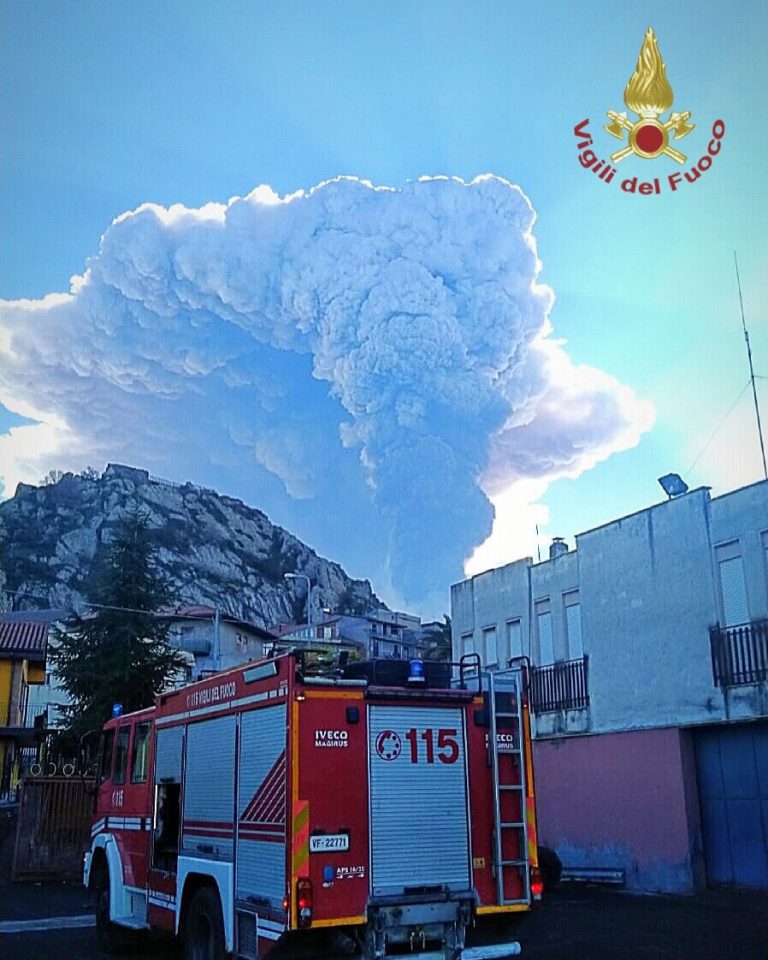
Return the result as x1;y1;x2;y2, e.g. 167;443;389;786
694;723;768;889
368;705;470;896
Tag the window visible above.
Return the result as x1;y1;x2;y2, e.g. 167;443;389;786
460;632;474;658
563;591;583;660
505;619;523;661
99;729;115;783
763;531;768;585
715;541;749;627
131;721;152;784
236;632;249;651
535;598;554;665
112;725;131;786
483;626;498;667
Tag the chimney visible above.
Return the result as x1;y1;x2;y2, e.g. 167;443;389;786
549;537;568;560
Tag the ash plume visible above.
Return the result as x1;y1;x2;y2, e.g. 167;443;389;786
0;176;652;608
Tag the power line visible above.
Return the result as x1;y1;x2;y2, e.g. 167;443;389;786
684;380;752;480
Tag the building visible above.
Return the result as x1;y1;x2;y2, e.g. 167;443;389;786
451;479;768;893
0;613;55;799
22;605;277;745
275;609;425;660
165;605;277;679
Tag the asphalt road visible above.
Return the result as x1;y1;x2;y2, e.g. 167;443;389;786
4;887;767;960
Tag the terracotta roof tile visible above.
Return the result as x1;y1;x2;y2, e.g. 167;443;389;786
0;620;49;659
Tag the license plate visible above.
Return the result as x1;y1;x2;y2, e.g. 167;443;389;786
309;834;350;852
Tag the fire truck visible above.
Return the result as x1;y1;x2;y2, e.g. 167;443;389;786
84;651;541;960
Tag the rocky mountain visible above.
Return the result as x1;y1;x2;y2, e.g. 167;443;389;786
0;463;382;627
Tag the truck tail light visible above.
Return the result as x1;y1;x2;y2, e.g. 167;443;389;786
297;877;313;928
530;867;543;900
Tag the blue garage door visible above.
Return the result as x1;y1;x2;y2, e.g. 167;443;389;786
694;723;768;889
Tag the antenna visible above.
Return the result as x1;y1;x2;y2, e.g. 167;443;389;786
734;252;768;480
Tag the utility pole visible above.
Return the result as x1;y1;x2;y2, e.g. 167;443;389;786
735;252;768;480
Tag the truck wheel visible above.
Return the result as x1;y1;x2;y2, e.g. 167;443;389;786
94;873;123;954
537;845;562;892
184;886;226;960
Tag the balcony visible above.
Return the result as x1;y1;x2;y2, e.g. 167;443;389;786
710;620;768;687
530;656;590;713
0;700;48;746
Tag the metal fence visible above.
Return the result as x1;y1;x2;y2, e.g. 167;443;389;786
530;656;589;713
710;620;768;687
12;775;96;880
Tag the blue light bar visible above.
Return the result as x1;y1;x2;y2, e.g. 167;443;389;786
407;660;426;685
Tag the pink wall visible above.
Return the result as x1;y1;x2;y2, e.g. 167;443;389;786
533;727;702;892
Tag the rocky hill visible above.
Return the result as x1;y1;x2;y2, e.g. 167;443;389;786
0;463;382;627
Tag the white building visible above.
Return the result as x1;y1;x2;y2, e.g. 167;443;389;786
165;605;276;678
275;609;424;660
451;479;768;892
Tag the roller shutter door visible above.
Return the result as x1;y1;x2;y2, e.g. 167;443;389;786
369;705;470;896
182;714;237;862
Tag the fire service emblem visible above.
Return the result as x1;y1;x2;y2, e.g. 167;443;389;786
375;730;402;761
572;26;725;196
604;26;693;164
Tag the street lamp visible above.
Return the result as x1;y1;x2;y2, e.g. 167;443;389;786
284;573;312;626
657;473;689;500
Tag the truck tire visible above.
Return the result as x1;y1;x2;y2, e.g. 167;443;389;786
94;870;124;954
184;886;227;960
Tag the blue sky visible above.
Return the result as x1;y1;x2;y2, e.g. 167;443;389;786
1;1;766;612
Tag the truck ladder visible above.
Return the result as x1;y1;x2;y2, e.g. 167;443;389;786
487;668;530;906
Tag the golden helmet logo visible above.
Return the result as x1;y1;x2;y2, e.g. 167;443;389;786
604;26;693;164
572;27;725;196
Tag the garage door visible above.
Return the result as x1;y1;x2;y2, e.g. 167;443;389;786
694;723;768;888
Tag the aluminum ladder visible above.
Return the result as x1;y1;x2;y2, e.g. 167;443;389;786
487;667;530;905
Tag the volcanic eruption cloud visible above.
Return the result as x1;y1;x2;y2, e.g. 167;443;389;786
0;176;653;609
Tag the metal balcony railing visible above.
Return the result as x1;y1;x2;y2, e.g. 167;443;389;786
710;620;768;687
530;656;589;713
0;702;48;728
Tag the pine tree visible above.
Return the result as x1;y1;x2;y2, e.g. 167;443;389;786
49;509;186;737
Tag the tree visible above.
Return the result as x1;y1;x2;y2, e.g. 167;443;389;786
422;615;452;662
41;468;65;485
49;510;186;738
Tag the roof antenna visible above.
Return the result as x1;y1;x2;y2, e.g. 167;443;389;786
734;252;768;480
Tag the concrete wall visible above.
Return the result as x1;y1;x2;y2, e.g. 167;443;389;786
451;558;532;663
575;488;721;734
533;727;703;893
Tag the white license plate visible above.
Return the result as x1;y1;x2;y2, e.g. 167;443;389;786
309;834;350;852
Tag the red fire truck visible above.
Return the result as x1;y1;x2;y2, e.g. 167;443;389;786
84;652;541;959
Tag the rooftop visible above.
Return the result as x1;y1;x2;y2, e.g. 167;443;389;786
0;619;49;660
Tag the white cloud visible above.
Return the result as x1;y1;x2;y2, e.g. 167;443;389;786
0;175;653;606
